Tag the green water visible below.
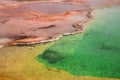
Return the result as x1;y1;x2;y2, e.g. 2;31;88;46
37;7;120;78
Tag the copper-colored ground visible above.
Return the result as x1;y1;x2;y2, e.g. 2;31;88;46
0;1;92;47
0;0;120;47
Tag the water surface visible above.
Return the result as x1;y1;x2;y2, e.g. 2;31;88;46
37;7;120;78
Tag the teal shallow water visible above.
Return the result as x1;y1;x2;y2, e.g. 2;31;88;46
37;7;120;78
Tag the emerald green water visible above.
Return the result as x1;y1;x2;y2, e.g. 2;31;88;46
37;7;120;78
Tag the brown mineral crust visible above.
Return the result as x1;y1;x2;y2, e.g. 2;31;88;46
0;2;92;46
103;0;120;7
52;0;120;8
0;0;119;47
53;0;88;6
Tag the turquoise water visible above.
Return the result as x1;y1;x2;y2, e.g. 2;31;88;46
37;7;120;78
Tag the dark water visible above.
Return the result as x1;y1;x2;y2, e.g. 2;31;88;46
37;7;120;78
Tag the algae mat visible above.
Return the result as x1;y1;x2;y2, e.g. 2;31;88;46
37;7;120;79
0;41;116;80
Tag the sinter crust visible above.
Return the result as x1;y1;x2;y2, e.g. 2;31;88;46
0;1;92;46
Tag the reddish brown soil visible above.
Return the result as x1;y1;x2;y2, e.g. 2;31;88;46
0;0;119;47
